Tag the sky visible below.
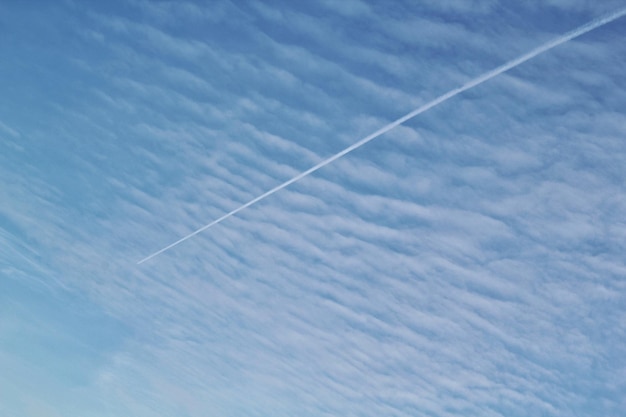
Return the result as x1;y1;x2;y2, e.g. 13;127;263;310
1;1;626;416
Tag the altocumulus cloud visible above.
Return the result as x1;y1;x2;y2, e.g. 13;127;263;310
1;1;626;417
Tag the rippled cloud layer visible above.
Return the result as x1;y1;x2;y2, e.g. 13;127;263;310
1;1;625;416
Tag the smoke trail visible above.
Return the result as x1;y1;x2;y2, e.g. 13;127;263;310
138;7;626;264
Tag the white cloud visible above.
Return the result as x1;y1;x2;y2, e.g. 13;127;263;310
1;2;625;416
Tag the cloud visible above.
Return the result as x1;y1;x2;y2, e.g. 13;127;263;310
0;120;20;139
1;1;625;417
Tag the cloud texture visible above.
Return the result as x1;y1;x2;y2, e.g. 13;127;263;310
1;1;626;416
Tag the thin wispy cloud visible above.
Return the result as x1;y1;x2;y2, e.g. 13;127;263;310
138;6;626;264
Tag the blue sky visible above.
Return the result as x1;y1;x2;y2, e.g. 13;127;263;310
1;1;626;416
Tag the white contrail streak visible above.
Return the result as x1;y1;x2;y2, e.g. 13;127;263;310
138;8;626;264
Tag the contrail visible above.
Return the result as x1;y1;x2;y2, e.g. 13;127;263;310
138;7;626;264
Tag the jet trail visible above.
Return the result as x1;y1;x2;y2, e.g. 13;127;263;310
138;7;626;264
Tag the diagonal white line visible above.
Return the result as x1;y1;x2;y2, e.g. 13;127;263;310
138;7;626;264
